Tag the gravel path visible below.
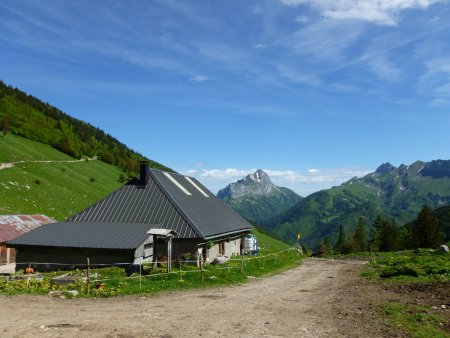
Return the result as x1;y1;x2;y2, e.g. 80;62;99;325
0;258;399;337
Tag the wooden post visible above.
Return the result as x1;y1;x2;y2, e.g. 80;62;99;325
200;259;204;283
152;235;157;271
240;257;244;273
139;262;142;290
167;237;172;273
26;262;31;290
86;258;90;294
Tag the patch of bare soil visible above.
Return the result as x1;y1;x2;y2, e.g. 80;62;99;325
0;258;445;337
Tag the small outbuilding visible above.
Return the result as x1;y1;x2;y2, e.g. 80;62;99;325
8;162;253;270
0;215;55;264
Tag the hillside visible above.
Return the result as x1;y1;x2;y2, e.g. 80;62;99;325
217;169;302;222
261;160;450;248
0;134;125;220
0;80;170;173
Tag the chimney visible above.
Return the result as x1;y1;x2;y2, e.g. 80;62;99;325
140;161;149;185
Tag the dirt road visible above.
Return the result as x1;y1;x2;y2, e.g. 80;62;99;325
0;259;399;337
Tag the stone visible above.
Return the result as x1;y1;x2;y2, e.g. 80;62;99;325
440;245;449;253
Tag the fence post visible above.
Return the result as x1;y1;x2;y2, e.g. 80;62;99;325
240;257;244;273
86;258;90;294
139;263;142;291
200;260;204;283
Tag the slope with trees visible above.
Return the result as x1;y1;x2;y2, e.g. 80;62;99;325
0;80;171;174
262;161;450;248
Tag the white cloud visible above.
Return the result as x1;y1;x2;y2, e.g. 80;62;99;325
278;0;446;25
282;19;364;62
295;15;310;23
254;43;266;48
182;166;371;197
369;56;402;81
192;74;209;82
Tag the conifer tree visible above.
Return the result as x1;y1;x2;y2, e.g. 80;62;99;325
413;204;442;248
371;216;399;252
334;224;351;254
352;217;367;252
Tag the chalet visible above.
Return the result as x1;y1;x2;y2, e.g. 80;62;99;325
8;162;253;270
0;215;55;264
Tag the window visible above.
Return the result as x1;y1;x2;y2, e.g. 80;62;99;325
219;241;225;255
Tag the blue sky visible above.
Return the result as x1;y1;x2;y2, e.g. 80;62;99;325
1;0;449;196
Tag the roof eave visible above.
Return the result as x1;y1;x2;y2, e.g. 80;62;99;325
203;227;254;240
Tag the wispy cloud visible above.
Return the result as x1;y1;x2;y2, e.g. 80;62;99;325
278;0;447;26
418;57;450;102
192;74;210;82
369;55;402;81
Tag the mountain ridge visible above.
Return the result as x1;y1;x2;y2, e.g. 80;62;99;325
261;159;450;248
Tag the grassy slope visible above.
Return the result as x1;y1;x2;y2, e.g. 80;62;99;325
0;134;124;220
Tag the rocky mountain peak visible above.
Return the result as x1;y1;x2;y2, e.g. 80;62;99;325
217;169;302;222
247;169;270;184
374;162;396;176
217;169;278;200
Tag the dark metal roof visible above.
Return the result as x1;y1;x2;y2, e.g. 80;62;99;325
151;170;253;239
69;172;198;238
8;222;156;250
9;168;253;249
68;168;252;239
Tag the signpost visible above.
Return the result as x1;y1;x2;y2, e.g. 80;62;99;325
297;232;302;254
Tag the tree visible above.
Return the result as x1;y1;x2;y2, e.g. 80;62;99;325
316;237;332;256
1;114;9;135
413;204;442;248
370;216;399;252
334;224;352;254
352;217;367;252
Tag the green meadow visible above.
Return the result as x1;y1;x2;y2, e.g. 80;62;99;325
0;134;125;220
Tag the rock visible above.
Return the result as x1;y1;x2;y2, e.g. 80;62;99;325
48;290;78;298
212;255;230;264
440;245;449;253
246;276;256;279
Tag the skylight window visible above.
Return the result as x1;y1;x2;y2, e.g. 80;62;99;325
163;172;192;195
185;177;209;197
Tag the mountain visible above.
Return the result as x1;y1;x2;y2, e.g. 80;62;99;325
217;169;302;222
261;160;450;248
0;80;170;173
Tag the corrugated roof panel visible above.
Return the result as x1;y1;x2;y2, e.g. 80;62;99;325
0;215;55;243
68;175;198;238
8;222;159;249
151;170;253;239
